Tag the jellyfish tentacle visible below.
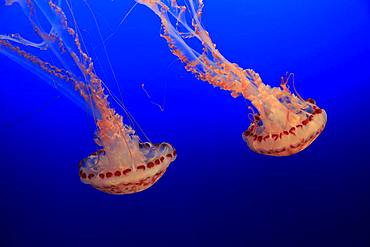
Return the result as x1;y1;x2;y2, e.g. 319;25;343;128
0;39;90;111
0;33;48;50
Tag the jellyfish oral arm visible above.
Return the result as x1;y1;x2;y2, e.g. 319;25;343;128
0;0;96;112
135;0;260;97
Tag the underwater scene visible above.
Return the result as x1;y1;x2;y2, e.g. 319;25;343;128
0;0;369;246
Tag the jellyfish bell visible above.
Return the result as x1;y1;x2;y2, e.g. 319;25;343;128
241;75;327;156
79;142;177;194
242;102;327;156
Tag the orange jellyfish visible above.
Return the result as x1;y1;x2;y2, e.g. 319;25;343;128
135;0;327;156
0;0;176;194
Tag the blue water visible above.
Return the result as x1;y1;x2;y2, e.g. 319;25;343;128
0;1;369;246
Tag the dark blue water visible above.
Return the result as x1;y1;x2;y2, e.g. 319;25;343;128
0;1;369;246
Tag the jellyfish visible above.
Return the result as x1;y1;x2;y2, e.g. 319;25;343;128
135;0;327;156
0;0;176;194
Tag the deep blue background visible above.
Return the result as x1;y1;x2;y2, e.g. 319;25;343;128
0;0;369;246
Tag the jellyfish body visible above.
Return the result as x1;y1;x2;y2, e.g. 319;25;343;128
135;0;327;156
242;83;327;156
0;0;176;194
79;143;176;194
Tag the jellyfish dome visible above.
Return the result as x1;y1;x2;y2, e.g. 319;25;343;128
135;0;327;156
79;143;176;194
0;0;176;194
242;82;327;156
